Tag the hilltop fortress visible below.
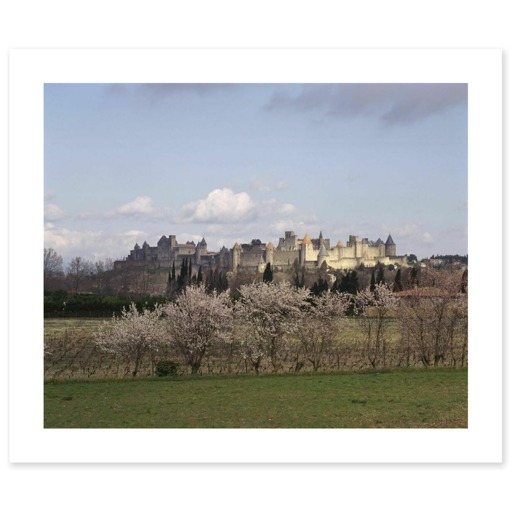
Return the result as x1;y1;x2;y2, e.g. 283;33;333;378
115;230;408;273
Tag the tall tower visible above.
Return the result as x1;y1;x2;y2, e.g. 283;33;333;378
265;241;274;266
317;240;329;267
300;233;312;265
232;242;241;272
385;235;396;257
196;237;207;264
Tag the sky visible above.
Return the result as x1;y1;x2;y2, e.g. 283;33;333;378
44;83;468;265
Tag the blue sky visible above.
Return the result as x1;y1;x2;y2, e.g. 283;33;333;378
44;83;467;264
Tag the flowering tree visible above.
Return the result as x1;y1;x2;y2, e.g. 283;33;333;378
94;303;166;377
298;291;352;371
163;285;232;374
235;281;311;373
356;283;399;368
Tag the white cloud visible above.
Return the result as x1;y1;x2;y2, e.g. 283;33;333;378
44;203;66;221
74;196;172;222
44;223;146;263
181;188;298;225
183;188;256;223
422;232;433;243
248;178;271;193
117;196;155;215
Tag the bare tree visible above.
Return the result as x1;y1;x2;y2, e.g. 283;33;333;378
356;283;399;368
44;248;63;278
66;256;94;294
398;267;467;367
298;291;351;371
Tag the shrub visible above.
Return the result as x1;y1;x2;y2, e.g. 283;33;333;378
155;360;181;377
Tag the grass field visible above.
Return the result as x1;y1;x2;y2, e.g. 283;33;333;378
44;367;467;428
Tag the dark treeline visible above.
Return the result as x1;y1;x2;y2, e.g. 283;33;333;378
44;290;167;318
45;261;467;317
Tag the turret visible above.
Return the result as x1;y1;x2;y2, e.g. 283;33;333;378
300;233;312;265
265;241;274;266
385;234;396;257
317;240;329;267
258;255;266;274
232;242;241;272
195;242;202;264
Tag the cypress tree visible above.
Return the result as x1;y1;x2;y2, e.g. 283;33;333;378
376;264;385;285
370;269;376;292
263;262;273;283
393;268;403;292
409;266;418;288
344;270;359;295
197;265;203;284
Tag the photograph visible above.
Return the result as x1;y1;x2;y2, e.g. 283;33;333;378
43;82;469;429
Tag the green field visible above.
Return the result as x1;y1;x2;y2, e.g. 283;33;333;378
44;367;467;428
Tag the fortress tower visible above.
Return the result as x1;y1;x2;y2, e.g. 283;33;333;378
299;234;315;265
317;240;329;267
265;241;275;266
232;242;241;272
385;235;396;257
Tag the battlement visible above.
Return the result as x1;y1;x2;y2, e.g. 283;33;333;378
119;230;407;272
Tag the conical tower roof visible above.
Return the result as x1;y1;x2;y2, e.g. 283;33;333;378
266;241;275;249
302;233;312;244
385;234;395;245
336;240;343;248
318;241;329;257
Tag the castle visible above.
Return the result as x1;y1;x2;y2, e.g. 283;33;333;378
114;230;408;273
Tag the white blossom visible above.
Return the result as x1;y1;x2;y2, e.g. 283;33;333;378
94;302;166;377
235;281;311;372
163;285;232;374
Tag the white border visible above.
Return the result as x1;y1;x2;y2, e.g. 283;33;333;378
9;49;502;463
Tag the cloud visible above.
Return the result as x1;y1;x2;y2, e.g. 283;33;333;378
44;203;66;222
74;196;172;222
138;83;237;97
117;196;155;216
183;188;256;223
422;232;433;243
106;83;239;103
265;84;467;125
44;223;149;263
180;188;298;226
248;177;271;193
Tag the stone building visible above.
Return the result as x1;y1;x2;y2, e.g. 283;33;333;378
115;230;408;273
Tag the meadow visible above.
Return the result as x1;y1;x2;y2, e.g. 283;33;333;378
44;367;468;428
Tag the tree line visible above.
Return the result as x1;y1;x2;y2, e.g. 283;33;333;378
82;266;467;377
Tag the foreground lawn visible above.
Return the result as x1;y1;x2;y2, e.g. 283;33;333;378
44;367;467;428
